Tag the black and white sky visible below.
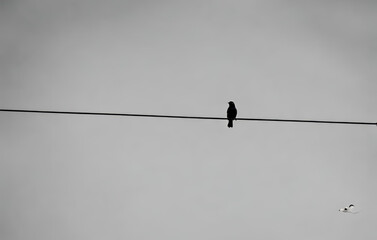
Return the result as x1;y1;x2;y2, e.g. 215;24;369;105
1;1;377;239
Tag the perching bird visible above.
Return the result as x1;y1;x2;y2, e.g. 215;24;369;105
227;101;237;128
339;204;358;214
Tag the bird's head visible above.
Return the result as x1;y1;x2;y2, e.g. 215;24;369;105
228;101;235;106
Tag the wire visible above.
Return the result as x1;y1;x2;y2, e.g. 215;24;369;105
0;108;376;126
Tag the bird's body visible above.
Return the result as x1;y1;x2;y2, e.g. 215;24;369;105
339;204;358;214
227;101;237;128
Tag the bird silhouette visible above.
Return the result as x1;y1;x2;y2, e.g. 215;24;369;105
227;101;237;128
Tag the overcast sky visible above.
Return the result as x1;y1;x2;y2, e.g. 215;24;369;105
1;1;377;239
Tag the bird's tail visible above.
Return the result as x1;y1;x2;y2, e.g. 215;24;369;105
228;120;233;128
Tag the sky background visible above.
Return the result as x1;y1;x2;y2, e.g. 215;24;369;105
1;0;377;239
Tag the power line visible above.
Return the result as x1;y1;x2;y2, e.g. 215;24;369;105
0;108;376;126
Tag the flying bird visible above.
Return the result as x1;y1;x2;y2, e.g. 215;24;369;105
339;204;358;214
227;101;237;128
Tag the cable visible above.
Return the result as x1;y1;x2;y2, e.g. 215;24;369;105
0;108;376;126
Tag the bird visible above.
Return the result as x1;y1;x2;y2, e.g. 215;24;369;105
227;101;237;128
339;204;358;214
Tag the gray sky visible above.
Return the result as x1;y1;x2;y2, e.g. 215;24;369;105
1;1;377;239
